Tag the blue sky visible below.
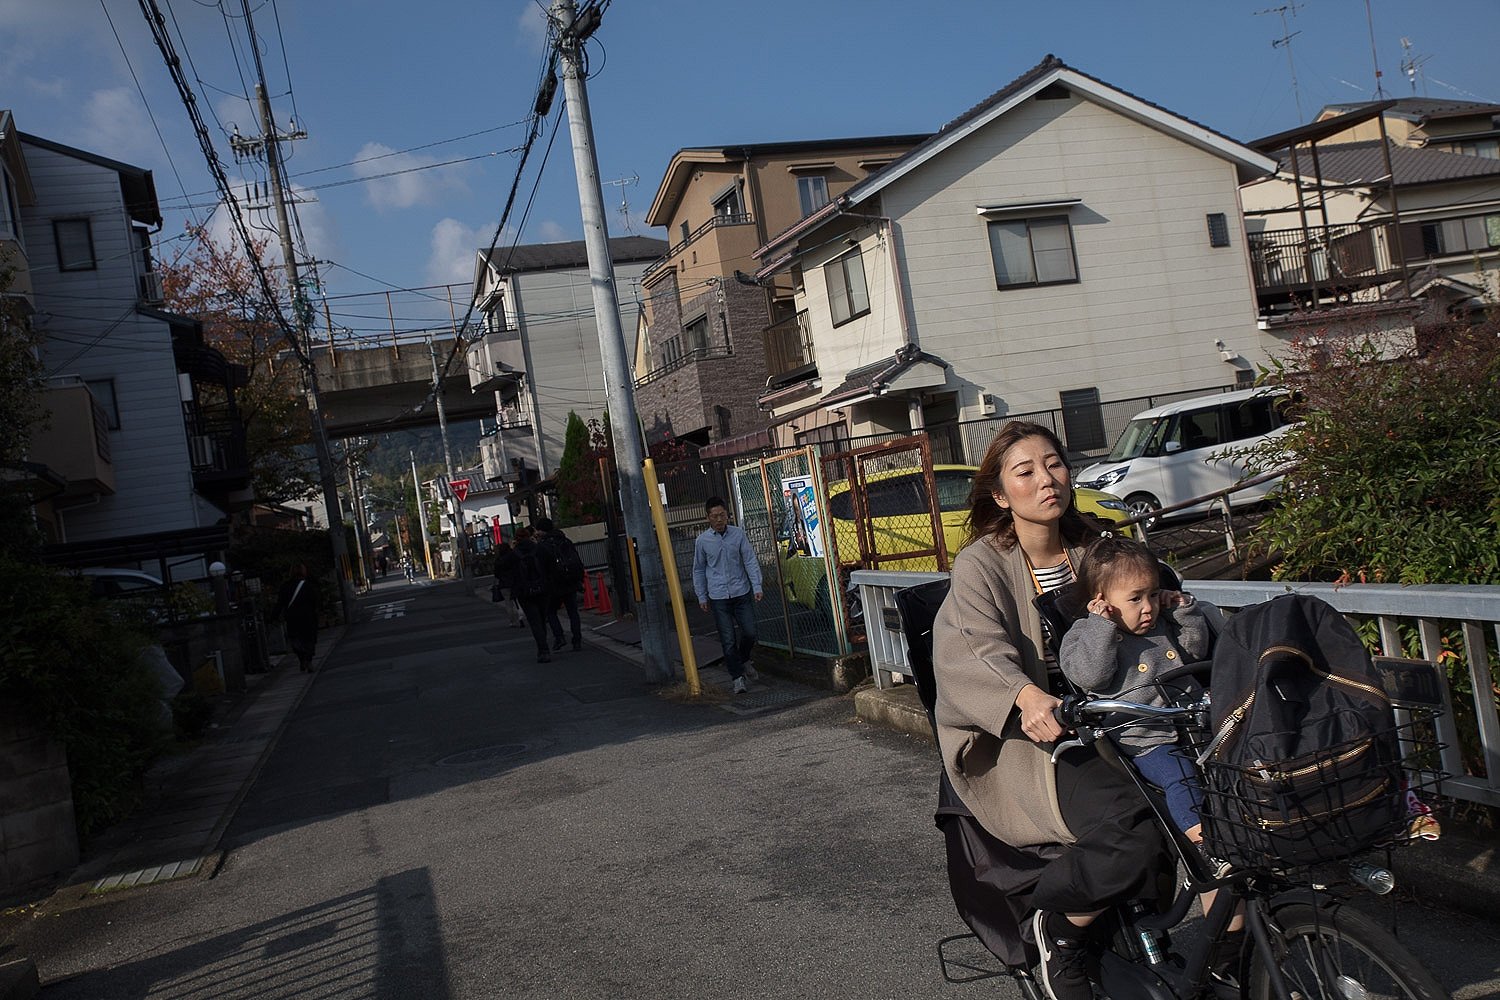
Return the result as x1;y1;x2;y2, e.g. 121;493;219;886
3;0;1497;338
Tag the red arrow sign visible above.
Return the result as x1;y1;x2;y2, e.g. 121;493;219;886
450;478;470;503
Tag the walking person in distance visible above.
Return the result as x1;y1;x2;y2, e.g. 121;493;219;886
493;537;526;628
692;496;763;694
512;526;558;663
535;517;585;652
272;563;320;673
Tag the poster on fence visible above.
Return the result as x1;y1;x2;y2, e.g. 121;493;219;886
779;475;824;558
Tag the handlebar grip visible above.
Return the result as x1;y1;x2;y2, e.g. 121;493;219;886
1053;694;1082;729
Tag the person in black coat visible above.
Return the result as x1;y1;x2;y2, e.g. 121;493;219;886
512;527;558;663
493;539;525;628
535;516;583;652
272;563;320;672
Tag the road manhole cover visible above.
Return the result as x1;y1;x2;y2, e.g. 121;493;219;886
435;744;531;767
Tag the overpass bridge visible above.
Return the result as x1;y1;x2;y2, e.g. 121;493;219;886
305;332;493;438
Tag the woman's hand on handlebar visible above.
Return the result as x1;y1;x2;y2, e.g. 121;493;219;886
1016;683;1068;744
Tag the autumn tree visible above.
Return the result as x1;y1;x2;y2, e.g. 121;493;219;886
160;226;318;505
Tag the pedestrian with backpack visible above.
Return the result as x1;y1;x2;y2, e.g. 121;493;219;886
512;526;558;663
535;516;585;652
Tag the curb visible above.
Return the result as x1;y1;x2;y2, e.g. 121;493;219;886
853;684;933;742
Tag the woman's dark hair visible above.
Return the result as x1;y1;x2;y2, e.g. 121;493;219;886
1076;535;1160;600
966;420;1109;549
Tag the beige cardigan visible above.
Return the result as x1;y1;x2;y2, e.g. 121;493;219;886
932;534;1088;848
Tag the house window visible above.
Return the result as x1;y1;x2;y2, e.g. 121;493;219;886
825;247;870;327
683;314;709;355
86;378;120;431
679;221;690;246
798;175;829;218
987;216;1078;288
1059;387;1106;452
0;164;21;245
713;186;742;218
1206;213;1230;248
54;218;96;272
1411;214;1500;257
660;335;683;367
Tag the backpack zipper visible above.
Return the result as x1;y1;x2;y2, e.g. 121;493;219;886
1245;740;1371;785
1198;693;1255;766
1249;777;1392;830
1260;644;1391;703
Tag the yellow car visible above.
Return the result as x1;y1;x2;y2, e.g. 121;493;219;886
778;465;1135;617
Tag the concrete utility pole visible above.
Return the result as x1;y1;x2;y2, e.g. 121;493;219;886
429;337;466;580
251;82;357;624
411;450;436;581
552;0;676;682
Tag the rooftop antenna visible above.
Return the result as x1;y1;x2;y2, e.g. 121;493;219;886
1256;3;1305;120
603;173;640;234
1364;0;1389;98
1400;37;1431;96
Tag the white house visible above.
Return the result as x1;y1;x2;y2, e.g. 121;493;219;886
752;56;1282;456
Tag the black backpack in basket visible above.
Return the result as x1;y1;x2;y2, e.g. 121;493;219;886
1200;594;1403;868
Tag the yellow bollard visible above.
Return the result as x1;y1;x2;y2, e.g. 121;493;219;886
641;458;700;697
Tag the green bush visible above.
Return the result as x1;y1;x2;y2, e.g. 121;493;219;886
0;554;168;839
1247;321;1500;584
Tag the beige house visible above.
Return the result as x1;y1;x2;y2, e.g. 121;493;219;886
1240;100;1500;340
632;135;927;453
751;56;1280;455
1312;98;1500;159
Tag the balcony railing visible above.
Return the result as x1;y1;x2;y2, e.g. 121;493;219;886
640;212;755;282
763;310;815;378
1247;223;1402;300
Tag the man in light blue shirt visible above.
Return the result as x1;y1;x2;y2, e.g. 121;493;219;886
692;496;763;694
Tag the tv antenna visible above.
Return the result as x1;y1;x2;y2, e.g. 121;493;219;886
1400;37;1431;96
604;174;640;234
1256;3;1305;120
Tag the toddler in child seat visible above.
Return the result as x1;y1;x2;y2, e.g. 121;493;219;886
1058;536;1218;853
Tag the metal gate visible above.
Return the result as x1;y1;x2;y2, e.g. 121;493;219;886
820;434;949;576
732;448;849;657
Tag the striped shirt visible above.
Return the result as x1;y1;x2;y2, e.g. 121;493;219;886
1032;560;1074;594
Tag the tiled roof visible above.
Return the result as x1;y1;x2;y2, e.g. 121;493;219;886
1277;140;1500;186
483;236;667;273
1321;98;1500;123
821;344;948;406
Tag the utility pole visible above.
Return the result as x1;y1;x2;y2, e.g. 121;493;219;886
246;81;357;624
552;0;676;682
411;450;436;581
429;337;466;579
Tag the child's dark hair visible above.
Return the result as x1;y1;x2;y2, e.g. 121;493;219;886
1077;535;1161;599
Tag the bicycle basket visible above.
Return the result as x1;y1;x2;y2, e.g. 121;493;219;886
1199;711;1445;871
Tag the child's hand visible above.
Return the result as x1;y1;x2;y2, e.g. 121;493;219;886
1160;589;1192;608
1087;595;1113;617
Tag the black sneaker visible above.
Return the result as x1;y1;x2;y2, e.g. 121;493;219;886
1032;910;1092;1000
537;651;552;663
1196;842;1233;879
571;639;582;651
553;636;566;651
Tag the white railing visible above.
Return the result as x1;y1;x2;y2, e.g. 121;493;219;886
854;570;1500;808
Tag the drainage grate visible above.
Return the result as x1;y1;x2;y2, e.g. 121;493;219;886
719;687;818;716
92;857;205;894
434;743;532;767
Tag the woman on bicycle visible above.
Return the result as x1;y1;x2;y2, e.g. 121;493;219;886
932;421;1169;1000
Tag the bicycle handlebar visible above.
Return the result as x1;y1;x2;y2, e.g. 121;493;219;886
1052;693;1203;728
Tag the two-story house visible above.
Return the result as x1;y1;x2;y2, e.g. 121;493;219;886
11;120;249;562
633;135;928;453
1240;100;1500;341
1313;97;1500;159
466;237;665;508
750;56;1279;456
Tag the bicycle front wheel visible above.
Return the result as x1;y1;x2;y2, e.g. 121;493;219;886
1250;902;1451;1000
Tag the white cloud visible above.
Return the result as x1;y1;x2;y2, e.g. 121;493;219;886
81;88;155;163
516;2;549;51
196;185;338;286
428;218;511;286
535;220;570;243
353;141;471;212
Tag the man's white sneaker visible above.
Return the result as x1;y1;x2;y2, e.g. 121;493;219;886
742;662;759;681
732;676;748;694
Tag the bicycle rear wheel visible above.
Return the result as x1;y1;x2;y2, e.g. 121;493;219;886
1250;902;1451;1000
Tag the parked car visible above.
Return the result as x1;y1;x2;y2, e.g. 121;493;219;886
777;464;1135;616
1075;387;1300;524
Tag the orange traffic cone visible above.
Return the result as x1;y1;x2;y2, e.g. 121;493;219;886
582;571;597;610
596;575;613;616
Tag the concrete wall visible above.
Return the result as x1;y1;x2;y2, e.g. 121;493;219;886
0;706;78;901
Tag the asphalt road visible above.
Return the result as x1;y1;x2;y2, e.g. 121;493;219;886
16;580;1500;999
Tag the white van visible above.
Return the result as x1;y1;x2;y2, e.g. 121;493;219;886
1076;387;1299;523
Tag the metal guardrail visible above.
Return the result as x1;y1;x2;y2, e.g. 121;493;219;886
855;570;1500;809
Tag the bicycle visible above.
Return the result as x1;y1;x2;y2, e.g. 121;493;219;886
1031;669;1452;1000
